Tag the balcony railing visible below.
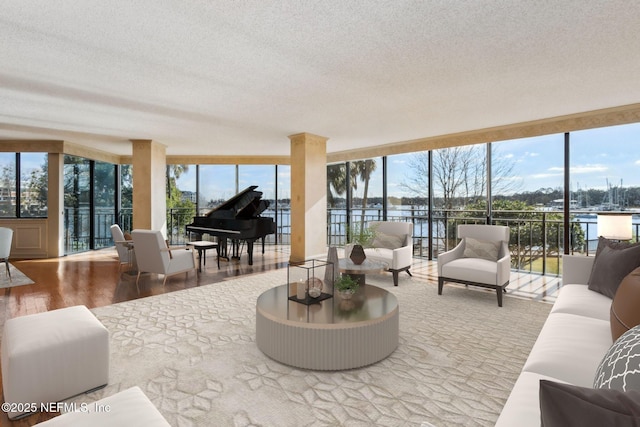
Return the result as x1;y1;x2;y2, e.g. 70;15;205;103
66;207;639;276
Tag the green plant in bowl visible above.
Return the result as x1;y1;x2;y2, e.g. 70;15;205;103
335;275;359;298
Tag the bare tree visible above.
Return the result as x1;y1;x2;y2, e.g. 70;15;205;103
401;143;522;209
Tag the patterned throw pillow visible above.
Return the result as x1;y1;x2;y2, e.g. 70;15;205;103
462;237;500;261
594;324;640;391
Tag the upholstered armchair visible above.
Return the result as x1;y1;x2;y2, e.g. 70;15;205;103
131;230;196;286
357;220;414;286
110;224;133;271
437;224;511;306
0;227;13;278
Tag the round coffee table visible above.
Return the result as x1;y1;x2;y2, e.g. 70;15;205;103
338;258;387;286
256;284;399;370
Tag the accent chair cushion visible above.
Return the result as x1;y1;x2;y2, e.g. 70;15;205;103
594;324;640;391
539;380;640;427
372;231;405;250
611;267;640;341
463;237;499;261
587;237;640;299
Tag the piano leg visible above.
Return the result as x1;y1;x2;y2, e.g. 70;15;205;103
217;238;229;261
247;241;254;265
231;240;241;260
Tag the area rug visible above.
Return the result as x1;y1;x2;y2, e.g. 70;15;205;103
0;263;35;289
71;270;551;427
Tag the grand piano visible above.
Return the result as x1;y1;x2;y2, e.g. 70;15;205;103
185;186;276;265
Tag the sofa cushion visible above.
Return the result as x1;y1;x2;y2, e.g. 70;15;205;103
549;284;611;322
495;371;568;427
371;231;405;250
587;237;640;299
539;380;640;427
523;313;612;387
611;267;640;341
440;257;498;285
594;324;640;391
463;237;499;261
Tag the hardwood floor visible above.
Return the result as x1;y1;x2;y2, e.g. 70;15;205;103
0;244;291;426
0;245;561;426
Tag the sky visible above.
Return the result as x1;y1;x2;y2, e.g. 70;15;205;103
383;122;640;198
173;122;640;204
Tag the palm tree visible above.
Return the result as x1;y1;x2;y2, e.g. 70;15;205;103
327;164;347;208
352;159;377;228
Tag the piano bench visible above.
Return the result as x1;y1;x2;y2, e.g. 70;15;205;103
187;241;220;272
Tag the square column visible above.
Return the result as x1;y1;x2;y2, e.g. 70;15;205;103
131;140;167;234
289;133;328;263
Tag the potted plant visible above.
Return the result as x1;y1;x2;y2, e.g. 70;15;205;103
334;274;359;299
346;222;378;265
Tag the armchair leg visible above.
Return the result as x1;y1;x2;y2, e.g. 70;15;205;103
496;288;503;307
406;269;412;277
438;277;444;295
392;271;399;286
5;259;10;278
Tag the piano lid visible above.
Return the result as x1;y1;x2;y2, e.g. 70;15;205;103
205;186;269;219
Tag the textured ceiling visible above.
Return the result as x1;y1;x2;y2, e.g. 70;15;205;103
1;1;639;157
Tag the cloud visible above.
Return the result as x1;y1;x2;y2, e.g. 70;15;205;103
571;164;608;174
545;164;608;174
531;172;563;179
635;160;640;165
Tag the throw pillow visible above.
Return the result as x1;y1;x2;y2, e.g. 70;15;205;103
611;267;640;341
539;380;640;426
372;231;405;250
587;238;640;299
594;324;640;391
463;237;499;261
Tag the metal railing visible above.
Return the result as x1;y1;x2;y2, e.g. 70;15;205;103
64;206;639;276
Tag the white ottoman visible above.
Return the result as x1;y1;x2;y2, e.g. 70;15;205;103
1;305;109;420
34;387;170;427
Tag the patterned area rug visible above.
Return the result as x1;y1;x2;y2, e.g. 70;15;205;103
0;263;35;290
71;270;551;427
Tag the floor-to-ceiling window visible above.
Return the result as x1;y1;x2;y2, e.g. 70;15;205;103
120;164;133;232
166;164;196;243
327;163;348;246
387;151;430;256
238;165;277;243
429;144;488;254
491;134;564;274
571;122;640;251
64;155;117;254
64;156;91;253
198;165;237;215
276;165;291;244
93;161;117;249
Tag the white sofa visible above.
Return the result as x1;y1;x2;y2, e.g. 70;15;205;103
347;221;413;286
495;254;614;426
